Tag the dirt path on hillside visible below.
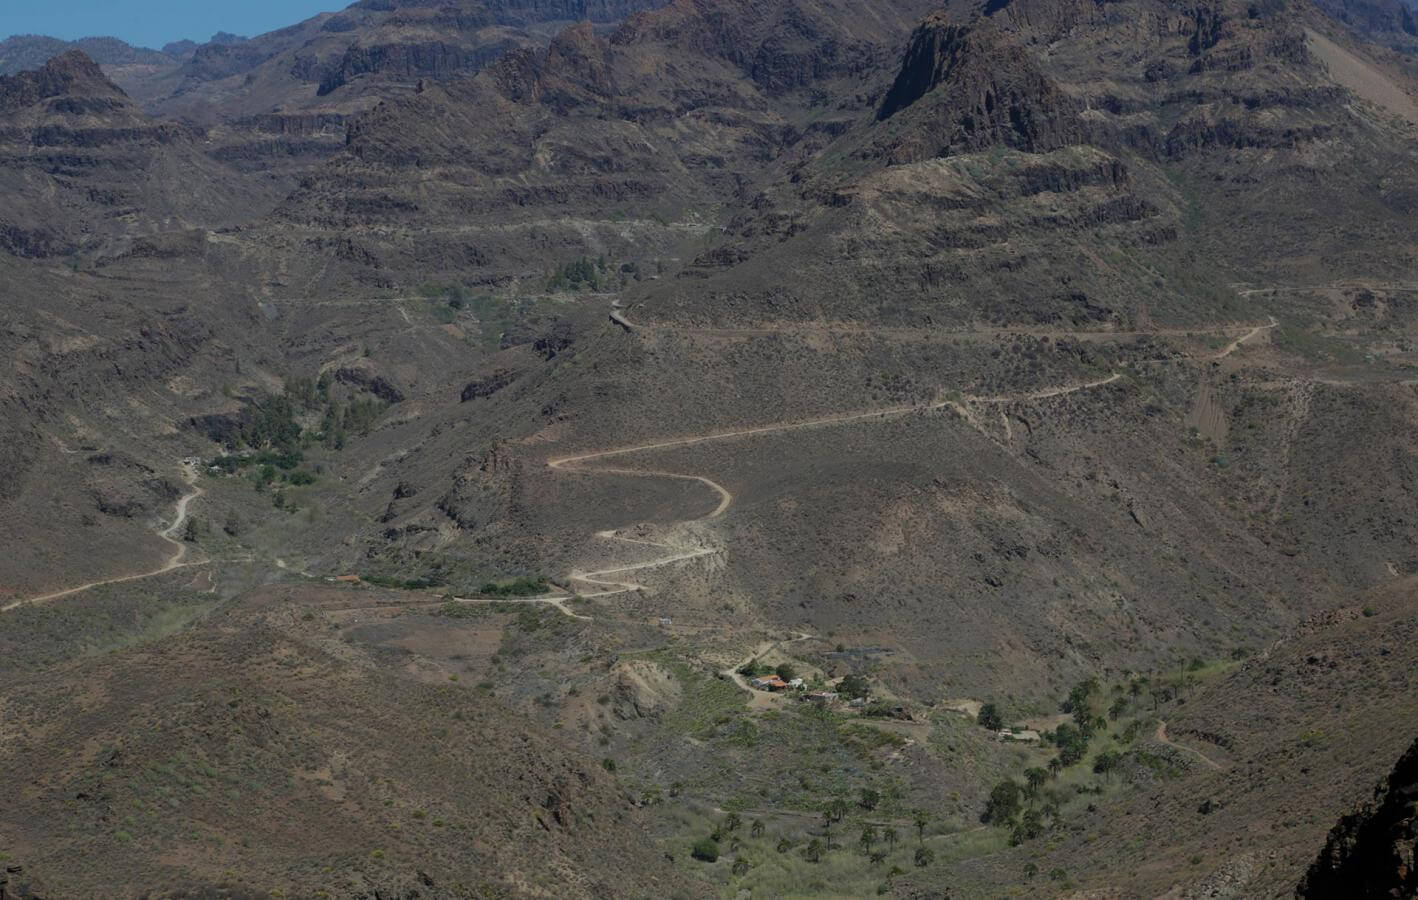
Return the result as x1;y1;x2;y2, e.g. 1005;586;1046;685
446;591;593;621
1212;316;1278;360
2;462;207;613
612;305;1281;346
1155;721;1224;771
548;359;1126;608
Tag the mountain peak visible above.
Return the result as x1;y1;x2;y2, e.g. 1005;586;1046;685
0;49;126;113
873;12;1081;160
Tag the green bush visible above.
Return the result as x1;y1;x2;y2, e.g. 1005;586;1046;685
480;577;551;597
691;837;719;862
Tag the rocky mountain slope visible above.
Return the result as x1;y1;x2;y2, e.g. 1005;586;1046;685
0;51;278;258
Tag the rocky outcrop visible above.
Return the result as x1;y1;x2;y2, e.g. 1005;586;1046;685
0;50;121;112
333;362;406;403
437;447;521;531
1298;736;1418;898
874;14;1082;161
462;368;522;402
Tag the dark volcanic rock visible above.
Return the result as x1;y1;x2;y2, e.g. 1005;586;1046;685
1298;736;1418;898
334;363;406;403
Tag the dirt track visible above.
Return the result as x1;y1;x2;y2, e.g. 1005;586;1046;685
1212;316;1278;360
1155;721;1224;770
547;359;1128;607
2;461;206;613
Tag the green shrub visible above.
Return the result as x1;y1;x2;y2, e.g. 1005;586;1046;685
360;574;444;590
480;576;551;597
691;837;719;862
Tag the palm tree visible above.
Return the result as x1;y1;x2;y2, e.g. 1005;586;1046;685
912;809;930;844
860;825;877;852
750;819;765;839
804;838;824;863
1047;757;1063;779
883;826;899;849
1025;767;1048;803
822;809;835;849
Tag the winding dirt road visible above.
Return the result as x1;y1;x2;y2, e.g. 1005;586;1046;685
1155;721;1224;770
2;461;206;613
547;363;1128;607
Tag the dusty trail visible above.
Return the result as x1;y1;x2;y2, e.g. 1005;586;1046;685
2;461;206;613
548;364;1127;606
612;304;1282;345
1212;316;1278;360
446;592;593;621
1155;721;1224;770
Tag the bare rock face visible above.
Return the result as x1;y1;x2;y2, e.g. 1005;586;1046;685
1298;736;1418;898
610;660;681;720
874;14;1082;161
437;447;522;531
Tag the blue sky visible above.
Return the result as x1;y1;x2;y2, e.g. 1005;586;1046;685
3;1;341;49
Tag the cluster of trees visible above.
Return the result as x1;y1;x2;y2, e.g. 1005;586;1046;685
736;659;797;681
837;672;871;701
545;256;647;293
546;255;609;292
234;393;302;454
984;769;1062;845
287;371;386;449
690;801;942;889
981;674;1163;846
211;374;388;480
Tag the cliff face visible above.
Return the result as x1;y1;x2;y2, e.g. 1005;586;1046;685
1298;737;1418;898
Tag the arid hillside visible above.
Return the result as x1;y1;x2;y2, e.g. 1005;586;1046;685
0;580;696;897
4;0;1418;894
